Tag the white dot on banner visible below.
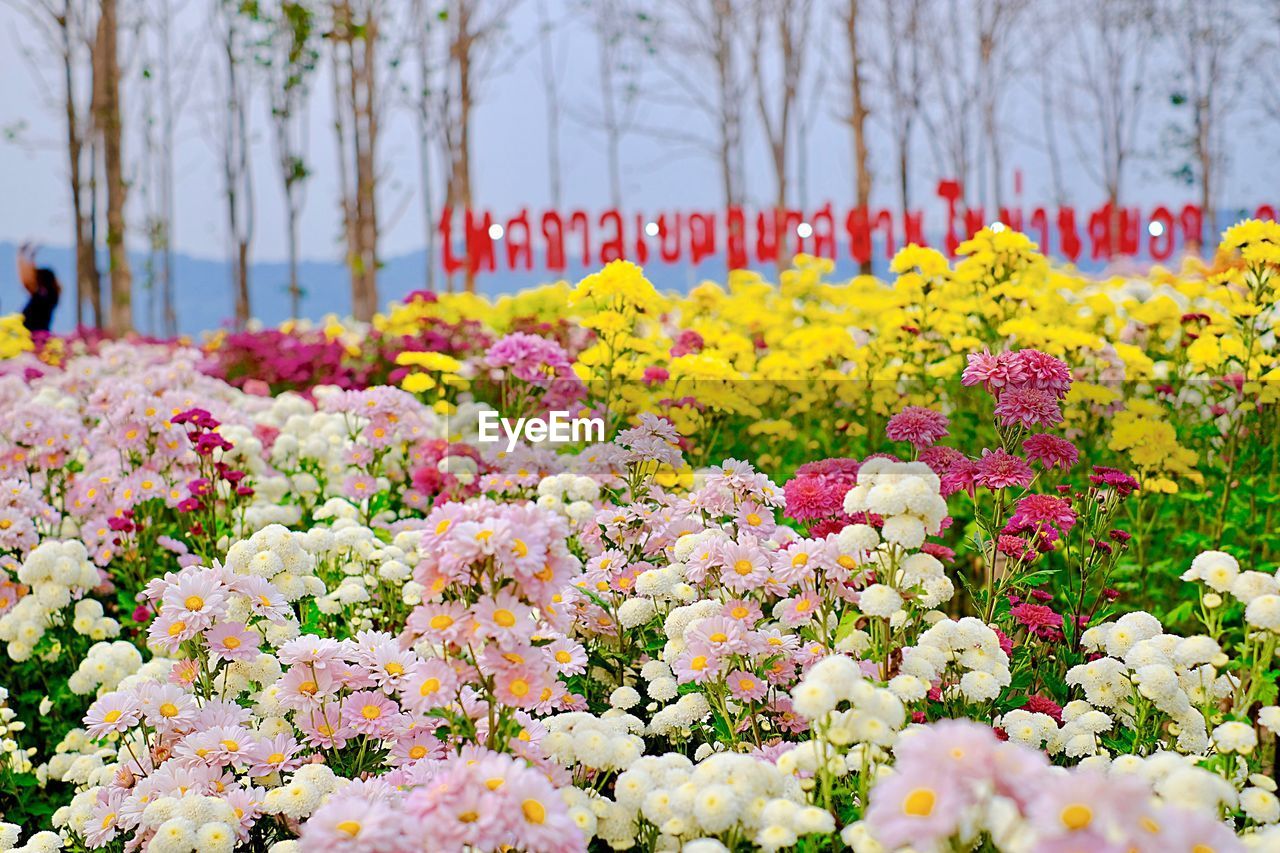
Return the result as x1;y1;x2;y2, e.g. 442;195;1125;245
796;222;813;239
644;221;660;238
1148;221;1165;237
488;224;504;240
990;221;1006;233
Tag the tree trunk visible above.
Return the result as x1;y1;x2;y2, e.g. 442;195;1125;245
846;0;871;273
97;0;131;334
62;2;100;329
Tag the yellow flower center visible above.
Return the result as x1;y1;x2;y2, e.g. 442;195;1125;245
512;539;528;557
430;614;455;630
184;595;204;611
386;662;404;675
709;632;728;643
299;681;318;695
336;820;361;837
522;799;547;825
361;704;381;720
158;703;179;718
493;609;517;628
745;513;762;526
1060;804;1092;831
267;752;285;764
435;519;451;535
459;811;479;823
221;740;240;752
103;710;122;723
902;788;936;817
168;621;187;636
555;650;572;664
733;559;753;575
409;745;428;760
509;678;530;697
691;655;708;671
223;636;241;649
420;677;441;696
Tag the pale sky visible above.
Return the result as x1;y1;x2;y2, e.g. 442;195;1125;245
1;1;1277;265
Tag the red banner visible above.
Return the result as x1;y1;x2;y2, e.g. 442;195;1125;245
439;180;1264;276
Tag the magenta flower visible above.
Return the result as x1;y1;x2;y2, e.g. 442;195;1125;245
993;387;1063;428
961;349;1027;394
1009;349;1072;396
1008;493;1076;534
1022;434;1079;471
885;406;950;449
974;449;1034;490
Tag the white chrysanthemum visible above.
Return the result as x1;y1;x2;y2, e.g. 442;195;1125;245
1242;787;1280;823
1184;550;1240;592
610;686;641;711
1212;720;1257;754
1246;595;1280;631
858;584;903;618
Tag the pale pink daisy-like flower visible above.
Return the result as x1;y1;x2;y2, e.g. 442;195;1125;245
717;537;770;592
342;473;379;500
544;638;587;676
85;692;141;739
775;593;820;627
300;794;412;853
403;658;460;712
865;768;969;849
84;787;127;847
249;733;304;777
342;690;404;737
405;601;469;645
885;406;950;449
1026;770;1146;843
277;665;342;711
225;786;265;839
498;765;586;853
722;598;763;625
205;621;261;664
147;611;202;654
138;683;197;733
735;500;777;536
159;571;228;628
492;666;549;709
472;593;536;646
671;647;719;684
771;538;830;585
301;704;354;750
193;698;254;729
974;449;1035;490
685;615;751;655
726;670;768;702
388;729;446;767
278;635;347;669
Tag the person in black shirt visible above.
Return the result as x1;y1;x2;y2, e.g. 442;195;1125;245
15;243;60;333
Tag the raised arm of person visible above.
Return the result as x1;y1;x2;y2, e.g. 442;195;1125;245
16;243;37;295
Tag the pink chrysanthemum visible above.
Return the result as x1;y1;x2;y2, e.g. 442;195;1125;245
974;449;1034;490
961;349;1027;394
726;669;768;702
993;387;1064;428
1022;434;1079;471
885;406;950;449
1009;349;1072;396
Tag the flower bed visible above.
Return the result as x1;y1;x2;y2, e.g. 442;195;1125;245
0;223;1277;851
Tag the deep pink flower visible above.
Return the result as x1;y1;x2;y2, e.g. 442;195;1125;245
974;449;1034;490
993;387;1063;428
1008;494;1076;534
1022;434;1079;471
885;406;950;449
1009;349;1072;396
961;349;1027;394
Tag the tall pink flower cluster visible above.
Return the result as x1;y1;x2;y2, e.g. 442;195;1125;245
485;332;586;414
406;500;583;719
963;348;1072;429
